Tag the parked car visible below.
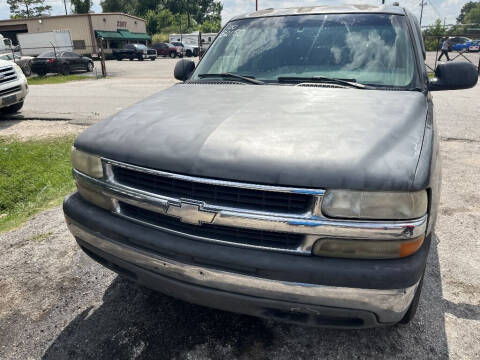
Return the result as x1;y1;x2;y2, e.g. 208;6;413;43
113;44;156;61
448;36;473;52
31;51;94;76
170;41;198;57
0;52;33;77
151;43;180;58
468;40;480;52
0;59;28;114
64;5;478;328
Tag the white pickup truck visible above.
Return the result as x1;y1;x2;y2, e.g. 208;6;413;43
0;59;28;114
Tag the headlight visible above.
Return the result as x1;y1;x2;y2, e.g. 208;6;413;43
12;63;24;76
321;190;428;220
71;147;103;178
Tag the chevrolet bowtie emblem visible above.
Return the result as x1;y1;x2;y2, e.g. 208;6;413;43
166;201;216;225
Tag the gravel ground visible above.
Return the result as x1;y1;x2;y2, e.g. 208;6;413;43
0;56;479;359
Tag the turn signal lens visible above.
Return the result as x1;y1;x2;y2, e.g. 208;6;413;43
71;147;103;178
312;235;425;259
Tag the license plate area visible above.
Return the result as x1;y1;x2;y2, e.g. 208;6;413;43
2;94;17;106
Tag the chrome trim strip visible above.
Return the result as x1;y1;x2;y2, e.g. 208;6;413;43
74;170;428;245
103;158;325;196
66;218;418;323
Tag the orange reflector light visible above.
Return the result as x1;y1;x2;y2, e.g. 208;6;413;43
312;235;425;259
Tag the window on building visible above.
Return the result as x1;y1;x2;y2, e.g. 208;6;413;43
73;40;86;50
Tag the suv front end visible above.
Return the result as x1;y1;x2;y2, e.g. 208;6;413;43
64;146;432;328
0;61;28;113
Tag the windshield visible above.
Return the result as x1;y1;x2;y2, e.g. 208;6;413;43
193;14;417;87
136;45;147;50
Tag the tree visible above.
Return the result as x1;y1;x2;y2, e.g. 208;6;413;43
71;0;92;14
100;0;137;14
456;1;478;24
7;0;52;18
422;19;445;51
200;19;221;33
464;3;480;24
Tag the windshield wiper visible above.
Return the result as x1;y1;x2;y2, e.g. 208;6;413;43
198;73;264;85
277;76;370;89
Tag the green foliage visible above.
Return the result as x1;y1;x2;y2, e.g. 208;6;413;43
151;33;169;43
200;19;221;33
101;0;222;34
7;0;52;18
0;136;76;232
422;19;445;51
457;1;479;24
27;75;91;85
464;3;480;24
71;0;92;14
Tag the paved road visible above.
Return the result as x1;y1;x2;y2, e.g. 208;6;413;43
0;58;183;140
0;58;479;359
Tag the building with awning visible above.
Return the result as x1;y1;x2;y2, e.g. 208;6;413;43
95;29;151;52
0;13;149;56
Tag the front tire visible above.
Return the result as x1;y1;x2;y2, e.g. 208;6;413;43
1;101;24;114
86;62;94;72
186;50;192;57
170;51;176;58
62;64;70;76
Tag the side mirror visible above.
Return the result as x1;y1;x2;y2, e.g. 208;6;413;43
429;62;478;91
174;59;195;81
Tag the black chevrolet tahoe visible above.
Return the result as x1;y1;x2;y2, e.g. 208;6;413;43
64;5;478;328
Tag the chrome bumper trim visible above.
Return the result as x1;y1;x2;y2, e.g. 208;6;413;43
74;169;428;250
67;218;418;323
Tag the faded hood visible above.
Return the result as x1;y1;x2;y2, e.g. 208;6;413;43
75;84;428;191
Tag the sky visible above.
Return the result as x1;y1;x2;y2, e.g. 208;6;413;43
0;0;473;27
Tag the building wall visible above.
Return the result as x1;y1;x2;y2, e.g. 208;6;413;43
90;14;146;34
0;13;147;55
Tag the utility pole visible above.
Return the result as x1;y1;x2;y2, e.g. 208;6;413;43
63;0;68;15
419;0;427;26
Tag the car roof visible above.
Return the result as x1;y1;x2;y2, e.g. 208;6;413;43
231;5;406;21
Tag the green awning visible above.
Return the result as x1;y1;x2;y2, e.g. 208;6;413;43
95;29;151;41
95;30;123;40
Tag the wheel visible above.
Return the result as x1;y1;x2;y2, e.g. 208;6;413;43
116;57;122;61
138;56;144;61
398;272;424;324
1;101;24;114
62;64;70;76
129;56;134;61
36;71;46;76
186;50;192;57
86;62;94;72
170;51;176;58
151;57;156;61
22;65;32;77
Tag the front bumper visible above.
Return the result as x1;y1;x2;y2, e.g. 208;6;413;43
64;193;430;327
0;78;28;109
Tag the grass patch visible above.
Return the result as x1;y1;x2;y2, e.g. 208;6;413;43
0;136;76;232
28;74;91;85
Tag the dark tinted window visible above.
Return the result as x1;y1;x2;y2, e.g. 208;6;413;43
37;51;56;58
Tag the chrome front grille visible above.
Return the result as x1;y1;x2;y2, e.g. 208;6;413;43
120;202;304;250
0;85;21;97
73;159;429;254
0;66;18;85
112;165;313;214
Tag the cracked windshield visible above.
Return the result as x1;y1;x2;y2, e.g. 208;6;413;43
194;14;417;87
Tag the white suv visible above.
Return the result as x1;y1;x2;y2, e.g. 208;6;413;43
0;59;28;114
